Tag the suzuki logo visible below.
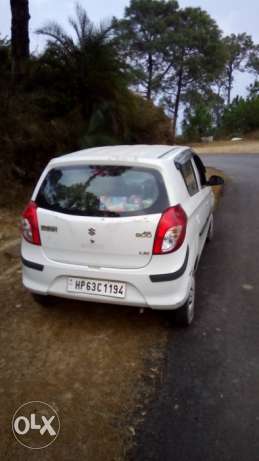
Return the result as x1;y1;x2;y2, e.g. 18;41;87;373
88;228;96;236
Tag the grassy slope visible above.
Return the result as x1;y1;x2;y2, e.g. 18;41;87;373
193;140;259;155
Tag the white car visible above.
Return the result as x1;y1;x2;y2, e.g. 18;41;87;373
21;145;223;326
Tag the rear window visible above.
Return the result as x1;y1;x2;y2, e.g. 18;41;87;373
36;165;169;217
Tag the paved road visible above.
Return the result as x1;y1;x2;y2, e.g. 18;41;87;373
134;155;259;461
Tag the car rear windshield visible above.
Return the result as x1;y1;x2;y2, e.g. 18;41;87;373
36;165;169;217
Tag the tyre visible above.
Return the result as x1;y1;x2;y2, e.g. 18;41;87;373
206;215;214;243
174;276;196;327
32;293;58;306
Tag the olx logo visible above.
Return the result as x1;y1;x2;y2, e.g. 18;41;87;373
12;401;60;449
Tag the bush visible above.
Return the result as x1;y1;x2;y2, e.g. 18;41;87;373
0;9;174;207
220;96;259;136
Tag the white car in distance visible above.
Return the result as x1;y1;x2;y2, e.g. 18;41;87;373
21;145;223;326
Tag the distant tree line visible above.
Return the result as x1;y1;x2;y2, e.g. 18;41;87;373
1;0;259;199
112;1;259;140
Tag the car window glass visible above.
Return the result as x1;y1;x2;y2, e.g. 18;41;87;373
181;160;199;196
36;165;169;217
193;154;207;187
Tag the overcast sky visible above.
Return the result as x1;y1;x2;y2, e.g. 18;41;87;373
1;0;258;95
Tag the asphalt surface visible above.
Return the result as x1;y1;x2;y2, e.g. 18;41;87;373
134;155;259;461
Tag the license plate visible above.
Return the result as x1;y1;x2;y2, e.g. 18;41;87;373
67;277;127;299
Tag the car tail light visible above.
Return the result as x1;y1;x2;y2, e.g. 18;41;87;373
153;205;187;255
21;201;41;246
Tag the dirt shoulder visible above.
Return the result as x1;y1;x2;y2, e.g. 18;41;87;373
0;209;20;246
193;140;259;155
206;167;225;207
0;267;168;460
0;210;169;460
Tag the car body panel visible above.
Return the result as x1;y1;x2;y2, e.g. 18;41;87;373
37;209;161;269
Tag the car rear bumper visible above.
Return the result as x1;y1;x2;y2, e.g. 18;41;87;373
21;241;193;311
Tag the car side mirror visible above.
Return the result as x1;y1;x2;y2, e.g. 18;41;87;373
207;175;224;186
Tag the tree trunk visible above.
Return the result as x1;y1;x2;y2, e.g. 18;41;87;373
227;78;231;105
172;65;183;142
226;65;233;105
10;0;30;80
146;53;153;100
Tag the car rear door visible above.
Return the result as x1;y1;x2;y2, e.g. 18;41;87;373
177;153;212;255
192;157;214;250
192;160;214;251
35;163;169;269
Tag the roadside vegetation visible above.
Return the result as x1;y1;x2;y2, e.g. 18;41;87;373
1;0;259;207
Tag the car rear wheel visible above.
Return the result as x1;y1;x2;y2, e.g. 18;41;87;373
174;276;196;327
32;293;58;306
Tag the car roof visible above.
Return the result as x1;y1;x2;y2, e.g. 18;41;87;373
52;145;189;165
